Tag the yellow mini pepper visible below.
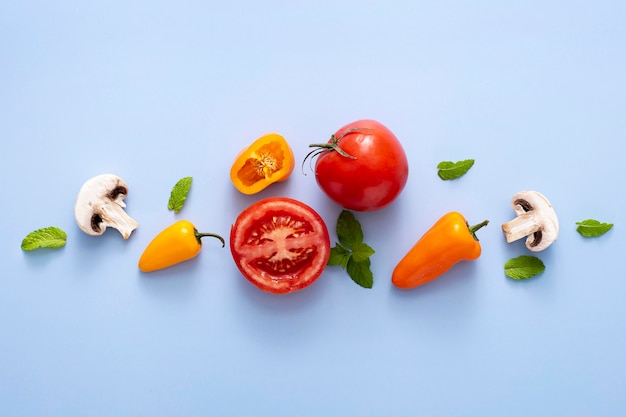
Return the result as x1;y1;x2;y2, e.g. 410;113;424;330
138;220;224;272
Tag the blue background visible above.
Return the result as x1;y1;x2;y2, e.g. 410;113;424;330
2;1;625;416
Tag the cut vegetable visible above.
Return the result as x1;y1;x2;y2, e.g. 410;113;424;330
501;191;558;252
230;133;295;195
74;174;139;239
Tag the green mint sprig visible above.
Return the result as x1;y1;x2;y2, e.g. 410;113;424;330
576;219;613;237
21;226;67;251
328;210;375;288
168;176;193;213
504;255;545;280
437;159;474;180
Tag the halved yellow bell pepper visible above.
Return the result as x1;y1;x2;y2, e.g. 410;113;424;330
230;133;295;195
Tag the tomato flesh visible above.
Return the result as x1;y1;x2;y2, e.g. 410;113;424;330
314;119;409;211
230;197;330;294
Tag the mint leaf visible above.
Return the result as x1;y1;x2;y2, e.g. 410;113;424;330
576;219;613;237
336;210;363;246
328;244;351;269
437;159;474;180
21;226;67;251
351;241;375;263
504;255;545;280
168;176;193;213
328;210;376;288
347;258;373;289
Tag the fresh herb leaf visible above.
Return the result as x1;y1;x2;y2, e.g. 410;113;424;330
336;210;363;246
168;176;193;213
328;210;375;289
437;159;475;180
504;255;545;280
346;257;373;289
21;226;67;251
351;241;375;263
576;219;613;237
328;244;351;269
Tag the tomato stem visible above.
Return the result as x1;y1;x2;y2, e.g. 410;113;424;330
194;229;225;247
302;128;376;175
468;220;489;241
308;134;357;159
301;127;377;176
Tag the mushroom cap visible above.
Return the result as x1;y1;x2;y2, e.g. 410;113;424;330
510;190;559;251
74;174;138;238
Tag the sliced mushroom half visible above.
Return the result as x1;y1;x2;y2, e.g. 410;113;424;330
74;174;139;239
501;190;558;251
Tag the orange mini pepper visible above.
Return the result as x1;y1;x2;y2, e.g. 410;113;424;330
392;212;489;289
138;220;224;272
230;133;295;195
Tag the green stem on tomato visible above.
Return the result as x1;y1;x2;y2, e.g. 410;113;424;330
307;134;356;159
302;127;376;175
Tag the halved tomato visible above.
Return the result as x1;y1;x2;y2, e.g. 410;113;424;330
230;197;331;294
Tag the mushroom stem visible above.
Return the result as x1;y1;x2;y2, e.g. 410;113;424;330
502;212;541;243
98;200;139;239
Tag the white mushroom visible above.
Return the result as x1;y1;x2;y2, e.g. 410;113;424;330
74;174;139;239
501;191;558;252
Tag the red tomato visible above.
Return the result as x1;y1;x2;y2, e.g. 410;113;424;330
311;119;409;211
230;197;331;294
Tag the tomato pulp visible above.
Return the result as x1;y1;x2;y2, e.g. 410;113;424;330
313;119;409;212
230;197;331;294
